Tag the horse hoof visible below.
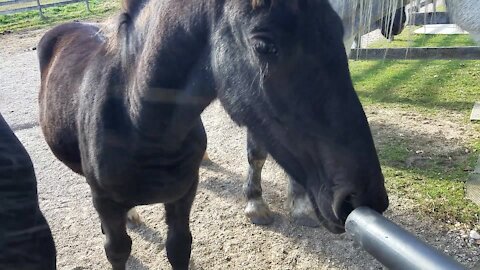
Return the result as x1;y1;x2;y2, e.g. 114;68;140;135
287;194;320;228
244;198;274;225
127;208;142;225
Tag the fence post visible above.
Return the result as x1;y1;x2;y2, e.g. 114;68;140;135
84;0;91;13
36;0;44;19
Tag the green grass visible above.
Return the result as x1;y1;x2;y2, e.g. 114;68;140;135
378;137;480;225
367;26;477;48
383;164;480;225
350;60;480;114
350;59;480;225
0;0;72;12
0;0;119;32
432;4;447;12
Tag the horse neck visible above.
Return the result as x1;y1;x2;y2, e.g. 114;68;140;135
128;0;211;87
121;0;216;143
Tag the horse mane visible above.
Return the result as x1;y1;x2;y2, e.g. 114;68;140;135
101;0;144;51
100;0;151;68
103;0;282;55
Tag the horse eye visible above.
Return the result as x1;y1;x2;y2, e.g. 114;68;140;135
253;39;278;55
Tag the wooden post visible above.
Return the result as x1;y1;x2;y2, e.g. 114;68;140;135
84;0;91;13
36;0;44;19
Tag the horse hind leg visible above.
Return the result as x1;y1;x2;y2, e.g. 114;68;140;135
164;179;197;270
93;195;132;270
286;178;320;228
243;131;274;225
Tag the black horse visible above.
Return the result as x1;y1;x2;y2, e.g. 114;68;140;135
37;0;388;269
0;114;56;269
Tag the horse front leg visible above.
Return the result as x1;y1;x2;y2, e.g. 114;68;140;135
92;195;132;270
164;178;197;270
243;130;274;225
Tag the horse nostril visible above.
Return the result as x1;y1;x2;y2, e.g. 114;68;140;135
333;192;355;223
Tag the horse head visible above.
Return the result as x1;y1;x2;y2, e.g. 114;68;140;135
212;0;389;232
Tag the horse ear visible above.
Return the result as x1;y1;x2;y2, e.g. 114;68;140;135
122;0;146;17
252;0;263;8
252;0;272;9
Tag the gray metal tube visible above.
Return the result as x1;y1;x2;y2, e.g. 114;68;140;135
345;207;466;270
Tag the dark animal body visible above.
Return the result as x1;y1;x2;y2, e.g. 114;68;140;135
0;113;56;270
37;0;389;269
380;7;407;40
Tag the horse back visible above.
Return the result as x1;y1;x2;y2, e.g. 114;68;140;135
38;22;104;175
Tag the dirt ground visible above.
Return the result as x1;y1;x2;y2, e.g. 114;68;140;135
1;28;479;270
